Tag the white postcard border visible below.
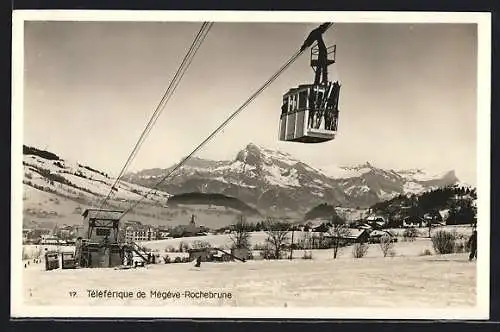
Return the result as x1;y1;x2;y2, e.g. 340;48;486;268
11;10;491;319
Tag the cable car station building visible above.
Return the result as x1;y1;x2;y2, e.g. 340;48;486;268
75;208;124;268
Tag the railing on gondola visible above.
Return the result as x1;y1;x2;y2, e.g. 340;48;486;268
310;44;337;69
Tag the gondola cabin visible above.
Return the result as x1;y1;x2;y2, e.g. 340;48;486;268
279;81;341;143
280;24;341;143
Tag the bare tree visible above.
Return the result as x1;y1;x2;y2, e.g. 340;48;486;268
327;222;351;259
288;224;300;260
264;217;290;260
352;242;369;258
228;215;252;250
379;234;395;257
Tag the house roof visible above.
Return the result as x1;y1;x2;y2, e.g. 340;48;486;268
306;218;329;228
345;228;368;239
126;225;157;231
82;209;124;220
188;248;210;253
404;216;424;221
124;220;143;226
370;230;393;237
311;224;330;232
367;216;385;221
354;223;372;230
326;228;367;239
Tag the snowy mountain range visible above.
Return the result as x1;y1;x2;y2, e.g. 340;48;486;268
21;143;461;226
123;143;460;216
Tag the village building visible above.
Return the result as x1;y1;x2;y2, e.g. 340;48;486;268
124;224;158;242
304;218;331;232
423;212;445;227
365;215;387;229
170;215;206;238
54;224;80;241
157;228;171;239
40;234;64;245
76;208;124;268
121;222;173;242
368;230;397;243
24;228;52;243
325;228;370;244
402;216;425;228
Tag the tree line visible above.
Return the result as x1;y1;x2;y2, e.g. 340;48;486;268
23;145;60;161
369;185;477;226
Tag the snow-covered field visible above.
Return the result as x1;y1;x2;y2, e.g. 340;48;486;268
139;226;474;252
22;234;476;308
22;226;474;260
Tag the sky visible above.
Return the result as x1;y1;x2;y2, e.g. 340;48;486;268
23;20;478;184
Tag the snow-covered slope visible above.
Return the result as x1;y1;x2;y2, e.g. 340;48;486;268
23;153;170;204
22;148;173;225
22;147;266;228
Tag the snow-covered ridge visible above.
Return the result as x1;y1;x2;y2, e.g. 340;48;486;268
319;165;372;179
23;154;170;204
127;143;459;206
252;144;300;166
321;162;455;184
397;168;453;182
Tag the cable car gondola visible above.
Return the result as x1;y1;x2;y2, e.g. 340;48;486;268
279;23;341;143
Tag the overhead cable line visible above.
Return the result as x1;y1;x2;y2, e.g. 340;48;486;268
118;23;334;221
99;22;213;208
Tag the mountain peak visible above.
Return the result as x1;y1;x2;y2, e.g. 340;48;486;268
235;142;299;167
439;170;459;183
235;143;262;165
245;142;261;150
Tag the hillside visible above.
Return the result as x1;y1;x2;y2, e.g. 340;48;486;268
124;143;460;217
21;146;257;228
303;185;477;226
167;192;261;216
369;185;477;225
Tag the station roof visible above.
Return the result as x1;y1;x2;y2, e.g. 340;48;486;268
82;208;125;220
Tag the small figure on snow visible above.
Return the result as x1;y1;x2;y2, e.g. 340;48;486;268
194;256;202;268
468;229;477;261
